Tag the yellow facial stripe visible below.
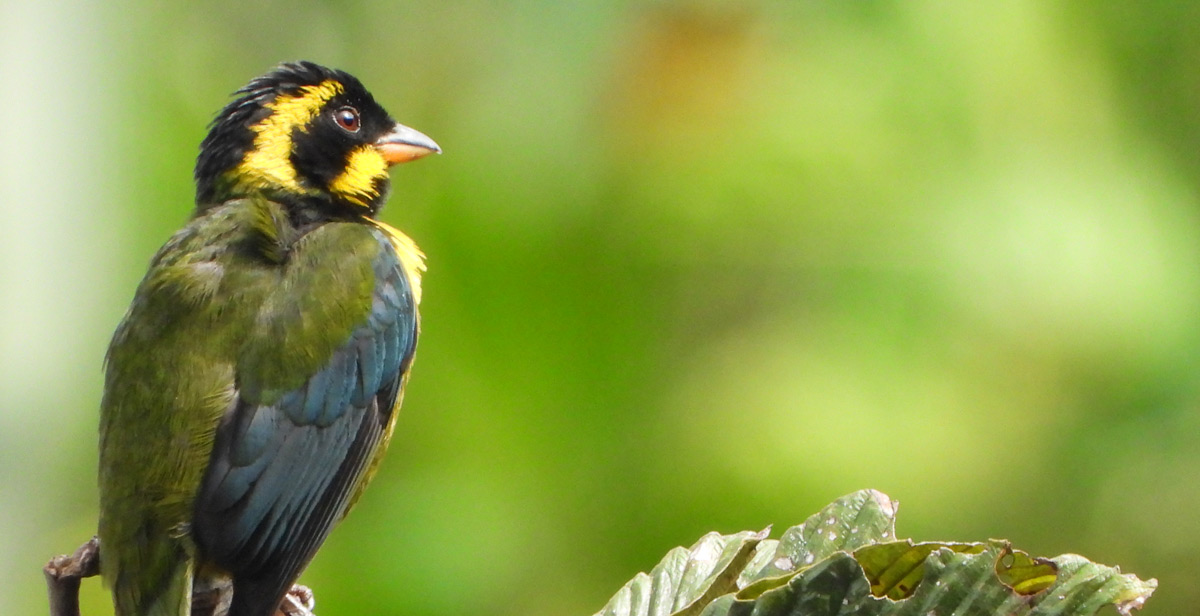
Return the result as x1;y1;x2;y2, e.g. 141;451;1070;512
237;79;344;193
368;219;426;305
330;146;389;208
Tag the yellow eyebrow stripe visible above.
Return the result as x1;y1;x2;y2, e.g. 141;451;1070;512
236;79;344;193
329;145;389;208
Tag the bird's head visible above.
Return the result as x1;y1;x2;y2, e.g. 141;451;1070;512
195;61;439;217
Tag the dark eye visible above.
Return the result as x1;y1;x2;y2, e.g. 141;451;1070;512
333;107;360;133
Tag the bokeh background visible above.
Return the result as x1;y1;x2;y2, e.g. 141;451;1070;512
2;2;1197;615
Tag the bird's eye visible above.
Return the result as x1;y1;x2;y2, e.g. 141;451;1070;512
333;107;360;133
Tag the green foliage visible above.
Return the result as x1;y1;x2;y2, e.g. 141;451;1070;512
597;491;1155;616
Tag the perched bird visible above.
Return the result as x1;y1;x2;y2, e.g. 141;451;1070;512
97;61;439;616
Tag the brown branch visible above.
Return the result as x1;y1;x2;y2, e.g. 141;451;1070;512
44;537;100;616
45;538;317;616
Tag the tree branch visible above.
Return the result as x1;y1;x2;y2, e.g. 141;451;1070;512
45;538;316;616
44;537;100;616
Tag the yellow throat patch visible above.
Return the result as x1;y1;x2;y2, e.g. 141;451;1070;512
330;145;389;209
237;79;344;194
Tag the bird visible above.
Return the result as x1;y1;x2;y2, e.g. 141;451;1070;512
96;61;439;616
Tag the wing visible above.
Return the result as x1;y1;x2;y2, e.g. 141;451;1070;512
192;226;417;616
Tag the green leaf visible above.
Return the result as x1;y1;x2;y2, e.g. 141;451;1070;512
738;489;898;592
1033;554;1157;616
854;540;989;599
994;547;1059;596
591;491;1156;616
706;541;1155;616
594;528;768;616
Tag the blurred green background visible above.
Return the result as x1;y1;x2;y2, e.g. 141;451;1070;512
2;1;1197;614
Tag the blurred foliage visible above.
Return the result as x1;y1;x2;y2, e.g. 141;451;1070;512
2;1;1198;615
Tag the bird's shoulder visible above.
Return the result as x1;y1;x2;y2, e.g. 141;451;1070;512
107;199;406;370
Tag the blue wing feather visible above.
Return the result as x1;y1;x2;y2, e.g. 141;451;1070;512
193;228;416;614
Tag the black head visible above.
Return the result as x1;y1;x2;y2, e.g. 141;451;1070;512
195;61;439;216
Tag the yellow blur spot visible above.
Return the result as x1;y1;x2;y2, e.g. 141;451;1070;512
330;146;388;208
236;79;344;194
369;219;426;305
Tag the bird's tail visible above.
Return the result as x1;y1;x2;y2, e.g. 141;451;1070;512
226;576;290;616
108;544;193;616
